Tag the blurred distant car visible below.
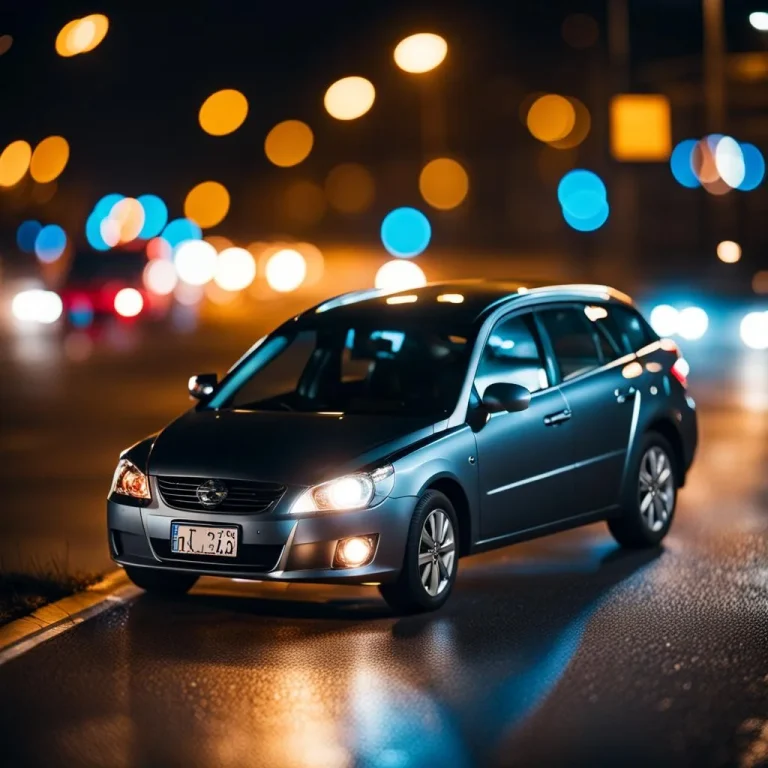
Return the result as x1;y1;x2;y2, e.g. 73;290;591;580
108;281;698;613
59;249;149;328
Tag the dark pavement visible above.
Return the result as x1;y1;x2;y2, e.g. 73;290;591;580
0;320;766;767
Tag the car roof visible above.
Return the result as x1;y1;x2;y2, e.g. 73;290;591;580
305;279;634;326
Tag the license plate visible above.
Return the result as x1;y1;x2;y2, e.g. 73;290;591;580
171;523;238;558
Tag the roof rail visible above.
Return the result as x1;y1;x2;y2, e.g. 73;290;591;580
312;287;387;314
525;283;634;304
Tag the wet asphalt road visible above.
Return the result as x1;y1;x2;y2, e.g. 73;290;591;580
0;321;767;767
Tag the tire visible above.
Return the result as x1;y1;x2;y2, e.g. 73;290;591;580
379;490;459;614
608;431;678;549
124;566;199;596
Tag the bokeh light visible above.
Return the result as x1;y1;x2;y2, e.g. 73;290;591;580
146;236;172;260
394;33;448;73
419;158;469;210
265;249;307;292
214;247;256;291
0;140;32;187
16;220;42;253
561;13;599;49
739;311;768;350
283;180;326;225
34;224;67;263
114;288;144;318
324;77;376;120
670;139;700;188
649;305;679;337
137;194;168;239
264;120;314;167
610;94;672;161
163;218;202;249
56;15;108;57
380;207;432;257
325;163;375;213
557;169;609;231
548;97;591;149
737;143;765;191
375;260;428;291
0;35;12;56
527;95;576;144
749;11;768;31
184;181;230;228
69;296;94;329
12;290;63;324
30;136;70;183
174;240;217;285
753;271;768;295
199;89;249;136
143;259;178;296
716;240;741;264
204;235;233;252
110;197;145;243
714;136;746;188
677;307;709;340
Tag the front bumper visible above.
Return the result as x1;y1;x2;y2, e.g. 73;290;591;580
108;491;416;585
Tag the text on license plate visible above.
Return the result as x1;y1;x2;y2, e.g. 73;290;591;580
171;523;238;558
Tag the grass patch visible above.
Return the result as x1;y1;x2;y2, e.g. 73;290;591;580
0;570;100;626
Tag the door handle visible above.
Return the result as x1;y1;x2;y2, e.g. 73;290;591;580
614;386;637;404
543;408;572;426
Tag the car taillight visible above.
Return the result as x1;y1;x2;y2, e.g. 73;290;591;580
670;357;689;389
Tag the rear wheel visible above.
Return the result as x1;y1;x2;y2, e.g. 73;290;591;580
379;490;458;614
124;566;198;596
608;432;677;548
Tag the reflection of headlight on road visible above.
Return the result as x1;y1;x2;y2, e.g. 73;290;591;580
677;307;709;340
740;311;768;350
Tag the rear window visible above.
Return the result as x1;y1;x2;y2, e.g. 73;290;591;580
599;306;657;355
537;307;603;381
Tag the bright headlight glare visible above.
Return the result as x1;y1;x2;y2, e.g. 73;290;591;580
292;465;394;513
111;459;151;500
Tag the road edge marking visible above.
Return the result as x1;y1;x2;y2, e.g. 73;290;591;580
0;569;141;666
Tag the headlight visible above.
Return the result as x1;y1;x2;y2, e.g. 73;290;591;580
110;459;151;501
291;465;394;513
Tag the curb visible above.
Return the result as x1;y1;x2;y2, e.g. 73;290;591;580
0;569;141;666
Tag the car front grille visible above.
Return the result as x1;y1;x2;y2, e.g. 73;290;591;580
156;476;285;514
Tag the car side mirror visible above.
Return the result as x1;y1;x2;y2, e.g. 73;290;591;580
188;373;218;401
482;382;531;414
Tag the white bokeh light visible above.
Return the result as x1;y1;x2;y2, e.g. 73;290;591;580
714;136;746;189
374;260;427;292
114;287;144;318
649;304;679;337
174;240;218;286
143;259;178;296
214;247;256;292
740;311;768;350
265;248;307;292
677;306;709;340
11;290;63;324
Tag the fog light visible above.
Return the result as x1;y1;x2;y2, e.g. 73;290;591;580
334;535;378;568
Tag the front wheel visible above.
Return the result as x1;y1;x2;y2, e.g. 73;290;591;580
124;566;199;596
379;490;459;614
608;432;678;548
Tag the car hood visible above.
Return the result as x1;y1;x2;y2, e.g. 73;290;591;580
147;409;435;486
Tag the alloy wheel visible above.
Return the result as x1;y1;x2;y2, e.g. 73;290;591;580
638;446;675;533
418;508;456;597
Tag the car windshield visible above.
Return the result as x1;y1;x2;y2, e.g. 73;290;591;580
207;317;473;417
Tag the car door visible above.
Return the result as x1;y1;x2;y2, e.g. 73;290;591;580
472;311;576;542
535;303;638;516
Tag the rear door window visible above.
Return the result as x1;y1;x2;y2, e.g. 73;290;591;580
537;307;603;381
599;306;657;354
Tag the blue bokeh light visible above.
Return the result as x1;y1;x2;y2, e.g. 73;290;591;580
557;170;607;211
17;220;42;253
69;297;94;329
34;224;67;263
670;139;700;188
380;207;432;258
92;193;124;220
562;201;610;232
86;211;110;251
162;218;202;249
737;143;765;191
137;194;168;239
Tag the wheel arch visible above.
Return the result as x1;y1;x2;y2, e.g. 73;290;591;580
422;475;472;557
644;417;686;487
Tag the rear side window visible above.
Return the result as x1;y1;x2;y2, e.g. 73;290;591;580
599;306;657;354
537;307;602;381
475;313;549;395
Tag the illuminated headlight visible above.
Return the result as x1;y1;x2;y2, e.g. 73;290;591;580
110;459;151;501
291;465;394;513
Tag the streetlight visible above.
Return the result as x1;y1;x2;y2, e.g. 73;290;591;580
749;11;768;31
